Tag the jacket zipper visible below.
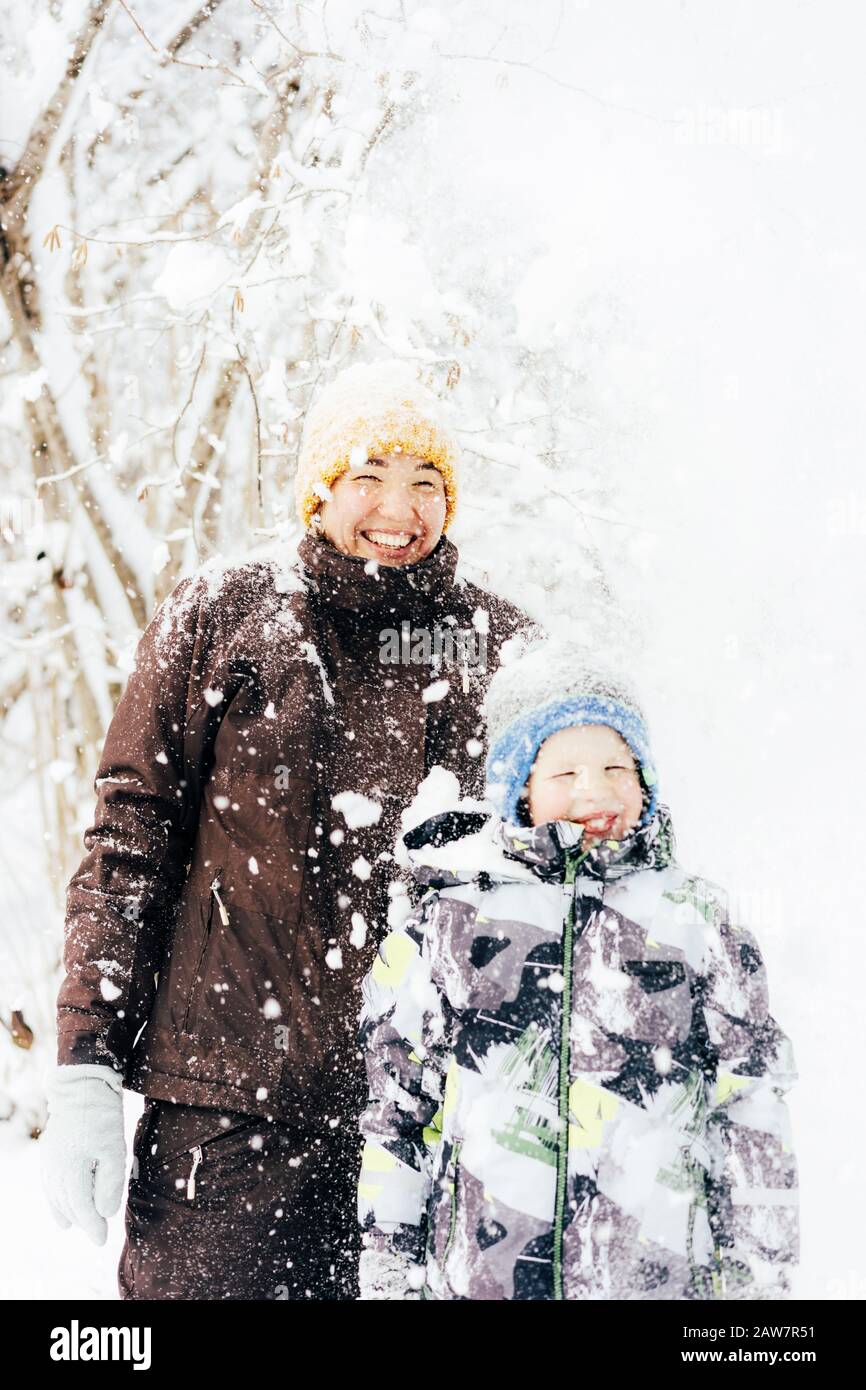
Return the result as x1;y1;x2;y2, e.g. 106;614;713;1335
186;1145;203;1200
182;868;225;1034
552;845;591;1301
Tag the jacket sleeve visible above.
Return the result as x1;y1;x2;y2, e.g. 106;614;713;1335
357;893;455;1266
57;571;220;1075
699;908;800;1300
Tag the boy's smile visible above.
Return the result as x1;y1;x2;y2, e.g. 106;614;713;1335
575;810;619;836
525;724;645;843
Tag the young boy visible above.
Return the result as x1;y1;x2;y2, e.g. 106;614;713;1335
356;640;799;1301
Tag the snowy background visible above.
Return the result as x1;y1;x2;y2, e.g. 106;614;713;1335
1;0;863;1299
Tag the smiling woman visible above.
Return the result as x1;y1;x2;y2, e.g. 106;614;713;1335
43;354;533;1302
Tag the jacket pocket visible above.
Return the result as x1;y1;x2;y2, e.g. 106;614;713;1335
619;958;692;1049
442;1140;462;1264
182;869;223;1035
220;771;315;917
128;1102;263;1209
622;959;687;992
429;1138;462;1270
179;896;298;1057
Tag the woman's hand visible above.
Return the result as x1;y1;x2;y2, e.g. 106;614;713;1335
40;1064;127;1246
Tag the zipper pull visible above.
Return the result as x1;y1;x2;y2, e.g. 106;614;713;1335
186;1145;203;1200
211;876;229;926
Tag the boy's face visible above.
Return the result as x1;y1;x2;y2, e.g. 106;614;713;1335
525;724;645;843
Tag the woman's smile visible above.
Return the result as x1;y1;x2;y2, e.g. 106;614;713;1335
355;522;430;561
360;527;422;560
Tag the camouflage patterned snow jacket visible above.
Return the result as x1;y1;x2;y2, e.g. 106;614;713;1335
357;805;799;1300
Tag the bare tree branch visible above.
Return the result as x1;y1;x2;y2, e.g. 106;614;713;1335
247;0;346;62
1;0;113;224
117;0;261;87
165;0;230;61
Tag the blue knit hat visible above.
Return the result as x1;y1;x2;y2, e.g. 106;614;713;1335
484;638;658;827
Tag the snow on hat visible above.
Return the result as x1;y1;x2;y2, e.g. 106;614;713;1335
294;360;460;530
484;636;659;826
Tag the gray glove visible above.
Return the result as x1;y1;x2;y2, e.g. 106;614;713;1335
40;1063;127;1246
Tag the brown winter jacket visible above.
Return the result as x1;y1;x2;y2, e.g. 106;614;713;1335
57;534;529;1128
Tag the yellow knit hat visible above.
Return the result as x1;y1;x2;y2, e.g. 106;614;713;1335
295;360;460;530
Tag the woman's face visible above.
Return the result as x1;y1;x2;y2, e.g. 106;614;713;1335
317;451;447;567
525;724;645;843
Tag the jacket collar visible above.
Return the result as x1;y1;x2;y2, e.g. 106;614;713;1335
496;804;677;883
403;803;677;891
296;533;459;615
